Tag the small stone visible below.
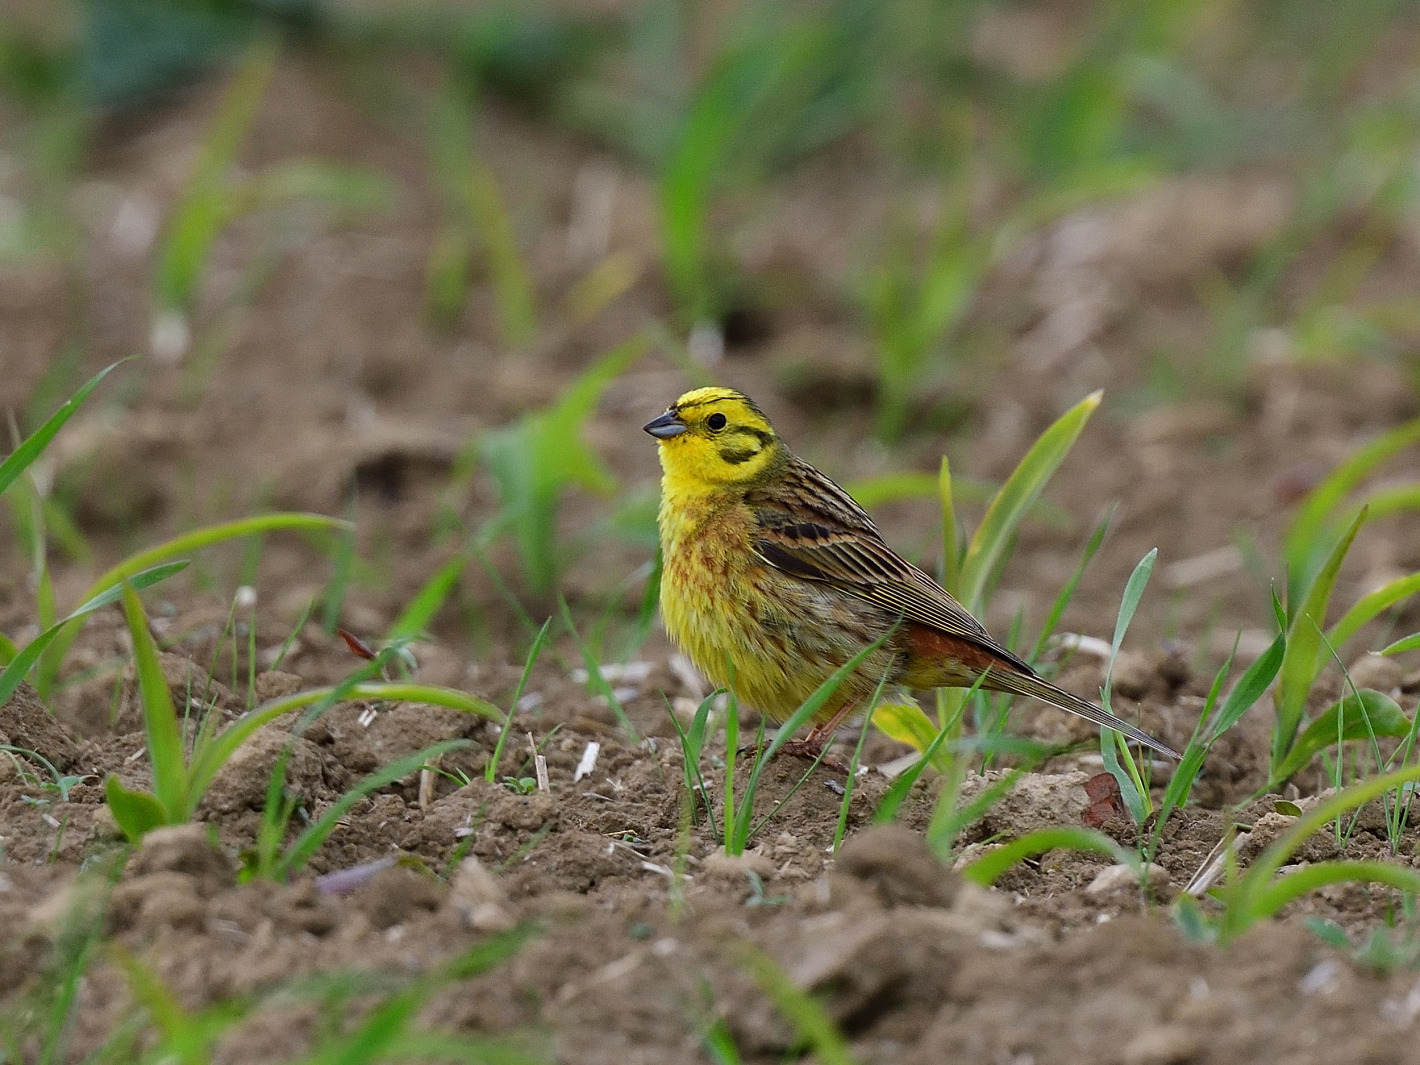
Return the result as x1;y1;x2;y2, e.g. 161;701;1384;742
1122;1025;1199;1065
700;849;777;885
450;856;514;931
1111;652;1154;700
1346;653;1403;695
254;671;306;702
832;825;960;909
1085;863;1169;896
129;824;234;893
90;805;122;839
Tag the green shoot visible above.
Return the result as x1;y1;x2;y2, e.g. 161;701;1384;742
725;633;889;855
961;826;1139;886
1147;631;1286;858
1185;764;1420;944
485;617;554;783
478;334;647;595
1273;505;1367;777
37;512;348;698
1098;548;1159;825
731;944;857;1065
559;598;641;742
104;581;501;842
427;81;537;343
0;560;187;707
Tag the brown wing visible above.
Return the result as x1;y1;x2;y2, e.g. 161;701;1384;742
747;456;1030;672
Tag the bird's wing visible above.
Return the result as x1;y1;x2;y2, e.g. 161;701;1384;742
747;457;1014;656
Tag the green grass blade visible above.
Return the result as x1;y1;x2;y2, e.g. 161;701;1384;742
1250;860;1420;922
959;390;1100;616
385;554;470;642
1383;632;1420;656
104;775;169;842
277;739;471;879
1226;762;1420;939
560;598;641;742
1269;690;1410;785
1327;570;1420;652
729;633;890;851
39;514;346;695
0;358;130;502
120;582;187;821
188;684;500;807
1284;415;1420;594
1205;632;1286;744
1107;549;1157;683
939;456;959;596
732;945;857;1065
926;767;1024;859
153;37;278;311
960;826;1136;886
1098;549;1158;822
485;617;553;783
0;561;187;706
1275;506;1368;771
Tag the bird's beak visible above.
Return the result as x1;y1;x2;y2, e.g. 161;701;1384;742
643;410;687;439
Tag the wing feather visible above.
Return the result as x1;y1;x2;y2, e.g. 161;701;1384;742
748;457;1015;660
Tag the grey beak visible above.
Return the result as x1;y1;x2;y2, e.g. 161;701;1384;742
643;410;687;439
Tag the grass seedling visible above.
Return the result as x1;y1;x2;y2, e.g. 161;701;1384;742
871;390;1103;753
664;688;724;832
249;737;472;883
426;79;537;343
1308;896;1420;973
0;560;188;707
1144;630;1286;863
35;511;349;699
1271;451;1420;781
731;943;856;1065
559;598;640;742
478;334;647;596
485;617;554;783
657;9;862;329
960;826;1139;887
1097;549;1160;825
831;668;894;853
866;178;993;441
103;583;501;842
1177;763;1420;944
1;746;93;806
153;36;389;373
722;633;888;856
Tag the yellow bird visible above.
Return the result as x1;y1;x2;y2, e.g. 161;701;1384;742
645;386;1179;761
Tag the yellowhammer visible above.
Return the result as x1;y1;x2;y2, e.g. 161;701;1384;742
646;386;1179;761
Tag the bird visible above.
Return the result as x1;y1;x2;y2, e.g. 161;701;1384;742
645;385;1180;762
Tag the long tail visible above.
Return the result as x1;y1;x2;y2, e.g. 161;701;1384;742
989;669;1181;760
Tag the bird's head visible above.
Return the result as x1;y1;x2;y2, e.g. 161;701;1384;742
644;387;786;487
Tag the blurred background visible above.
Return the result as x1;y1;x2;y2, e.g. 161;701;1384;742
3;0;1420;664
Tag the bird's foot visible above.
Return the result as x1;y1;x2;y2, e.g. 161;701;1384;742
768;739;851;774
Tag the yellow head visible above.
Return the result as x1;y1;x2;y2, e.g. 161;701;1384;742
643;387;787;489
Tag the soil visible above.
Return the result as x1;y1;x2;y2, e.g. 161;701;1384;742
6;34;1420;1065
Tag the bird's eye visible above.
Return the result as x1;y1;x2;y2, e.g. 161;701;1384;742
707;413;727;431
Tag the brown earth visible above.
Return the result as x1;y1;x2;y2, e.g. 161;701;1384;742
5;37;1420;1065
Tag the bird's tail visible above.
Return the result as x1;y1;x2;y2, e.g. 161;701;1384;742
990;669;1181;760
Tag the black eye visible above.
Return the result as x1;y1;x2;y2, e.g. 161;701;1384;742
707;413;727;431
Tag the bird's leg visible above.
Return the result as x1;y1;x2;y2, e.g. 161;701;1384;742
773;701;862;773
